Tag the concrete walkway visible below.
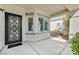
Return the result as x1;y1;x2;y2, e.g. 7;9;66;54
0;38;72;55
60;44;72;55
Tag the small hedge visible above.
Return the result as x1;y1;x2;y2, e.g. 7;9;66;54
71;32;79;55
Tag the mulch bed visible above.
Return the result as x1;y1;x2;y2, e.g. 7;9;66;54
50;31;69;40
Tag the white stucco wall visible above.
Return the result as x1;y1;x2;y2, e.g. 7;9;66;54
0;11;5;49
25;33;50;41
70;17;79;35
69;10;79;39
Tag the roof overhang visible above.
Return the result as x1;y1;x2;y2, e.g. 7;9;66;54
16;4;79;17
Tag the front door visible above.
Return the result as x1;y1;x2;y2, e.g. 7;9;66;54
5;12;22;48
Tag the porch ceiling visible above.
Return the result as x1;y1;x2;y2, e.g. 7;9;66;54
17;4;79;17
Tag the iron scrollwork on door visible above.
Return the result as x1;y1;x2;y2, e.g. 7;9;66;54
5;12;22;45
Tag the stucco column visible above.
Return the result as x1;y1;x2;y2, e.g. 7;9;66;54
33;9;39;33
0;11;5;49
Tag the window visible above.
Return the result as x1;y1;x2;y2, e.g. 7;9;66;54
44;21;48;31
39;18;43;31
28;18;33;31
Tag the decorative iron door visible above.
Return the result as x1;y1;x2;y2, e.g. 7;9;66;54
5;12;22;45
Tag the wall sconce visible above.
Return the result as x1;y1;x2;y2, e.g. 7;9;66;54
0;8;5;13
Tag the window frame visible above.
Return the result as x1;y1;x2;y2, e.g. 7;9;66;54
28;17;33;31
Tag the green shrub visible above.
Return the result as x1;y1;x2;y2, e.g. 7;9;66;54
76;32;79;38
63;16;69;27
71;32;79;55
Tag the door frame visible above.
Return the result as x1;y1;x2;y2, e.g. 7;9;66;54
5;12;22;45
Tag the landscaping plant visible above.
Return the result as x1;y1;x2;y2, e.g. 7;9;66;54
63;16;69;39
71;32;79;55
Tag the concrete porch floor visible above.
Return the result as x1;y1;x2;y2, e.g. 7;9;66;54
0;38;72;55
